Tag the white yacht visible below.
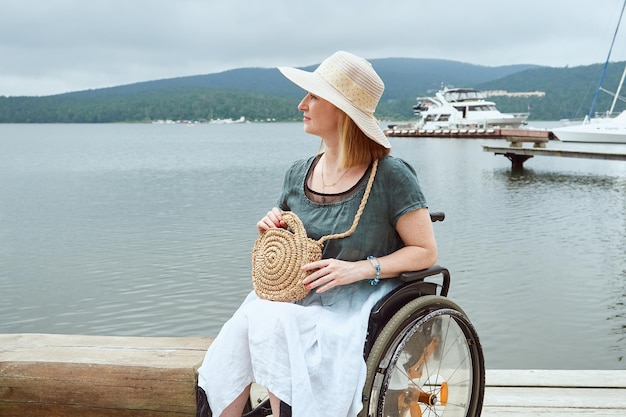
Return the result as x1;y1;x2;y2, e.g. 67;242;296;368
412;87;529;129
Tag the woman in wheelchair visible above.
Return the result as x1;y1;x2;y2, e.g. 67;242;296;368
196;51;438;417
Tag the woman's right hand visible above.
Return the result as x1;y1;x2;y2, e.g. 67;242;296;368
257;207;286;233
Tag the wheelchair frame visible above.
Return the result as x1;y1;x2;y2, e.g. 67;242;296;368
360;266;485;417
242;212;485;417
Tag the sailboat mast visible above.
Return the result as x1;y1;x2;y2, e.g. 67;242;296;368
609;66;626;114
588;0;626;118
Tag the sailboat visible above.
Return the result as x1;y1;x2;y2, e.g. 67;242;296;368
553;108;626;143
553;0;626;144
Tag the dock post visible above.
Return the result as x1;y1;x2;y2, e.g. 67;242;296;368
504;153;533;170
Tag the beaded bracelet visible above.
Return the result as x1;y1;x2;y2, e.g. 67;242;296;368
367;255;380;286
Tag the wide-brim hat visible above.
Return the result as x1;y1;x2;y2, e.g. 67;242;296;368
278;51;391;149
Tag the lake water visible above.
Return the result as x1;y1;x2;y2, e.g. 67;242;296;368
1;122;625;370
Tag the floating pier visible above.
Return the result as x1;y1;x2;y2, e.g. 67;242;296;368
384;125;555;141
1;333;625;417
382;124;626;170
483;140;626;170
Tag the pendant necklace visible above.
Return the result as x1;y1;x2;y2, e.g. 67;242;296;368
321;160;351;190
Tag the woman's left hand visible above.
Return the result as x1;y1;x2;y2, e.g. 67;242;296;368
301;258;370;293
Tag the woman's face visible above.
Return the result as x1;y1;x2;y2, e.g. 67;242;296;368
298;93;342;138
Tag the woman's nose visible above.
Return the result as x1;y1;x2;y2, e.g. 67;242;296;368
298;95;309;111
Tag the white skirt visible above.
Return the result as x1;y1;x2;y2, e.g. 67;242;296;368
197;280;397;417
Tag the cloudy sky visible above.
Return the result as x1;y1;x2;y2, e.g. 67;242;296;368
2;0;626;96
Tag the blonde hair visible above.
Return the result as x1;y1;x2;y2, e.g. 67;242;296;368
337;112;390;167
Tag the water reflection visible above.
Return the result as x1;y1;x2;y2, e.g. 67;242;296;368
607;192;626;363
607;268;626;363
496;167;626;188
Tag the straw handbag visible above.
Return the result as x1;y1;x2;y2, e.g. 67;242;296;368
252;159;378;302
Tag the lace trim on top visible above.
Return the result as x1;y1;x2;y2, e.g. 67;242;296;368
304;154;372;204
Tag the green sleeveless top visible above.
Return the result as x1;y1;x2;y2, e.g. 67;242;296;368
277;155;428;262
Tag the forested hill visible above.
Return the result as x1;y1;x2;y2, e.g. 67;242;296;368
1;58;624;123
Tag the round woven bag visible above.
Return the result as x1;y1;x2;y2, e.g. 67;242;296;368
252;211;323;302
251;159;378;302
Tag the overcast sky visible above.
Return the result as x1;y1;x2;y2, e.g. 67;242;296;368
2;0;626;96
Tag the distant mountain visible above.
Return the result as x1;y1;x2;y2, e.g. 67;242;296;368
59;58;541;102
1;58;624;123
370;58;540;99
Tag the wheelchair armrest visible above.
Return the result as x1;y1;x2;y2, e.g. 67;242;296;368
399;265;450;296
429;211;445;222
364;265;451;358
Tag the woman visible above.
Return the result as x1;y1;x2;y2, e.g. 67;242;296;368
197;51;437;417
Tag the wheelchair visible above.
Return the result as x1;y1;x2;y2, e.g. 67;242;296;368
243;212;485;417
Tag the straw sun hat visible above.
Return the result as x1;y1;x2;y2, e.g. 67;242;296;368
278;51;391;149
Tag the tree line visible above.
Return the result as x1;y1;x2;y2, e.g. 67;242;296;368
0;88;301;123
1;60;625;123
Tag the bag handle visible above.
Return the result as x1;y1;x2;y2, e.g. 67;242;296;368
318;159;378;245
279;211;310;238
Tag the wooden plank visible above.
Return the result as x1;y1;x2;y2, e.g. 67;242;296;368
385;127;553;141
484;386;626;408
0;333;211;365
483;145;626;161
500;128;552;140
482;407;626;416
0;404;194;417
486;369;626;388
0;333;211;351
0;334;212;417
483;371;626;417
2;363;195;414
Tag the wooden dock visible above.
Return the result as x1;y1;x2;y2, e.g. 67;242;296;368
0;333;212;417
484;369;626;417
1;334;625;416
384;125;555;141
484;141;626;169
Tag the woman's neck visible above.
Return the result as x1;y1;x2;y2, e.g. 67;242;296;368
320;137;342;165
310;153;367;194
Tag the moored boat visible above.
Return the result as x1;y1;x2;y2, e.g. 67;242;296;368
411;87;529;130
553;0;626;144
552;111;626;143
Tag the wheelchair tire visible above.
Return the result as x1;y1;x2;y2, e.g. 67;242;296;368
360;295;484;417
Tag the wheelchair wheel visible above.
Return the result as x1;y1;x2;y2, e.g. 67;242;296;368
361;295;484;417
